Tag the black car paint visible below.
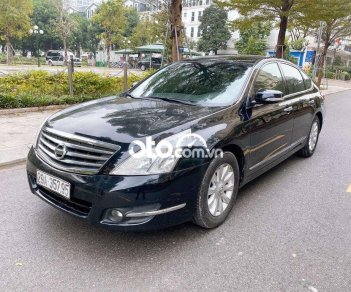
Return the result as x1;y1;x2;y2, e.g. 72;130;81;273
27;56;325;231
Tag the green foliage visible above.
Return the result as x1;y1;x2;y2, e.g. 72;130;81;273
235;22;270;55
30;0;61;52
68;13;90;56
288;38;305;51
93;0;126;48
124;8;139;37
0;71;148;109
0;0;33;64
197;5;231;54
219;0;320;57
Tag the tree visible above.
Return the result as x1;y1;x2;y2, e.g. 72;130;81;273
86;21;103;59
309;0;351;87
68;13;90;57
124;8;139;38
197;5;231;55
169;0;182;61
220;0;315;58
52;0;78;65
0;0;33;64
17;0;61;57
235;22;271;55
93;0;126;67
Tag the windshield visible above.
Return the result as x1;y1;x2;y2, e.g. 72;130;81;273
130;61;253;107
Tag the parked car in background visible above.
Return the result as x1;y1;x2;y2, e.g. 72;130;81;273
137;57;162;71
47;55;82;67
27;56;325;231
46;50;61;62
46;50;75;64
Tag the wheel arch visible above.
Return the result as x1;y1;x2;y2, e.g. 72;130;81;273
316;111;323;130
221;144;246;183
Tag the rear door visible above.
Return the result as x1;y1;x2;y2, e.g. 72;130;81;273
247;62;294;172
279;63;316;144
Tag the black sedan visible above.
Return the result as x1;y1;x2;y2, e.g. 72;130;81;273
26;56;325;231
137;57;162;71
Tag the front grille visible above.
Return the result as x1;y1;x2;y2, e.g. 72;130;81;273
37;127;120;174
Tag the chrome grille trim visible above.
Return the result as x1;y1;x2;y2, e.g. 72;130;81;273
37;127;121;174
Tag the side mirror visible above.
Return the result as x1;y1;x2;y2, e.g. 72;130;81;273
255;89;284;104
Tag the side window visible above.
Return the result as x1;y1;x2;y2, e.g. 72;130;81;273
280;63;306;94
300;70;312;89
252;63;285;96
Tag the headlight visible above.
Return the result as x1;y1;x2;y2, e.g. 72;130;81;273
110;129;199;175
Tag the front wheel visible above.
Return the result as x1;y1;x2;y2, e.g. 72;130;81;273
140;64;146;71
193;152;239;229
297;117;320;158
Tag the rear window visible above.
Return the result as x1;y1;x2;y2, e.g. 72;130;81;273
280;63;306;94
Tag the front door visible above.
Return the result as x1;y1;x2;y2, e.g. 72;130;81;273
246;62;294;172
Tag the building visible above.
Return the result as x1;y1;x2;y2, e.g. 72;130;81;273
63;0;104;18
124;0;160;12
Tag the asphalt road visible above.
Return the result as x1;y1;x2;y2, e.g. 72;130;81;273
1;90;351;291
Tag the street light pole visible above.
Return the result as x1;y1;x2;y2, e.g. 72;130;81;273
30;25;44;68
123;37;131;92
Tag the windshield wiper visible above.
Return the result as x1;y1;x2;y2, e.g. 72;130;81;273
143;96;197;106
125;92;136;99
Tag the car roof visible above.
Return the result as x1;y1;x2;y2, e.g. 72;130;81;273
189;55;269;65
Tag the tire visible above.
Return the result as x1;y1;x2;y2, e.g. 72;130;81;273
193;152;240;229
140;65;146;71
297;117;320;158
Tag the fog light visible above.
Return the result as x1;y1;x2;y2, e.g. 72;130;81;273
104;209;124;223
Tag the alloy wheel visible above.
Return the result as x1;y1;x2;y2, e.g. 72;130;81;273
308;121;319;151
207;163;235;217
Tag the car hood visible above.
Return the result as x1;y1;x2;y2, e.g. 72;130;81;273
47;96;220;144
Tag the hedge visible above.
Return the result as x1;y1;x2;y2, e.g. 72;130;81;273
0;70;147;109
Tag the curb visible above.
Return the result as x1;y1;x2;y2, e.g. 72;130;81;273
0;158;27;168
0;104;69;115
323;88;351;96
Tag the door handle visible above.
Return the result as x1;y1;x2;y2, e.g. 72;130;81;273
284;106;293;112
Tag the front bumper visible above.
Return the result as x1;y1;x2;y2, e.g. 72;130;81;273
26;147;208;231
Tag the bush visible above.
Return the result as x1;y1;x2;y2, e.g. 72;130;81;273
325;71;336;79
0;54;46;65
0;71;148;109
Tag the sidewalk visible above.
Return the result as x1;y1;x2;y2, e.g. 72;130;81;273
0;110;59;166
0;64;143;77
320;79;351;95
1;80;350;167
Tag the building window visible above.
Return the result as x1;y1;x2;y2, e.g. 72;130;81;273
197;28;201;37
191;12;195;21
206;0;210;4
198;11;202;20
191;27;194;37
184;12;187;18
199;0;202;5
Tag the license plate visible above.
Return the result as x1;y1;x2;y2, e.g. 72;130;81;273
36;170;71;199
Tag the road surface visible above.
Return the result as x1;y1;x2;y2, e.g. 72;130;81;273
0;91;350;291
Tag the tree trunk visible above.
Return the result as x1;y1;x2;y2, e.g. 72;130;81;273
6;38;13;65
170;0;182;62
316;44;329;88
107;42;111;68
276;15;288;58
76;46;81;58
63;36;68;66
